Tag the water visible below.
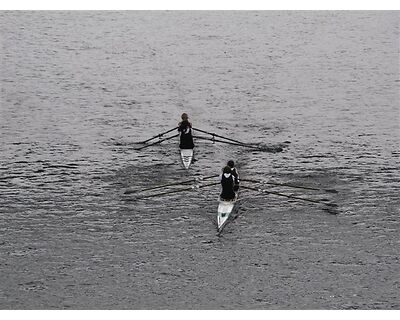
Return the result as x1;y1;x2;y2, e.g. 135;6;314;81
0;11;399;309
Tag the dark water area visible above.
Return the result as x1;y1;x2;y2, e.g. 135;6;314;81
0;11;399;309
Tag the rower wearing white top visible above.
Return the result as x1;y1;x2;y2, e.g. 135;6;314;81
227;160;240;192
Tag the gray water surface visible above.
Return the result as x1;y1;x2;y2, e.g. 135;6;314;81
0;11;399;309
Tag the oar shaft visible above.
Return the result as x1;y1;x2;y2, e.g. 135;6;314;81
241;186;335;206
133;182;220;200
124;174;219;194
135;186;195;199
125;180;194;194
195;136;263;150
241;178;337;193
135;133;179;150
139;127;178;144
193;127;251;146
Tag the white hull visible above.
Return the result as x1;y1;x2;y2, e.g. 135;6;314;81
217;194;238;232
180;149;193;169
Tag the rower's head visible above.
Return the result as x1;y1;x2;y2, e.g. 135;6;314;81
223;166;231;174
227;160;235;168
181;113;188;121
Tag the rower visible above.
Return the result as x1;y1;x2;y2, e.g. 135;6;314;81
220;166;236;201
227;160;240;191
178;113;194;149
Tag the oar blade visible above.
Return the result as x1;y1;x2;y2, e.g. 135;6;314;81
325;202;339;208
322;206;339;215
325;189;338;194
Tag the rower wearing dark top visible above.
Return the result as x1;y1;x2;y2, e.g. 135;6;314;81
220;166;236;201
227;160;240;191
178;113;194;149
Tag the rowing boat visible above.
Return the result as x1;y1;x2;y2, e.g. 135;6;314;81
217;193;238;233
180;149;193;169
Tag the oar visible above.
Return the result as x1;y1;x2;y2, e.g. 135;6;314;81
241;178;338;193
137;127;178;144
195;135;266;151
128;182;220;200
124;174;219;194
240;185;338;207
193;127;255;146
135;133;179;151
